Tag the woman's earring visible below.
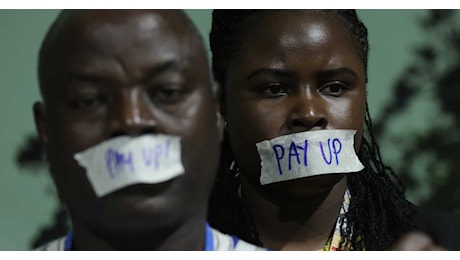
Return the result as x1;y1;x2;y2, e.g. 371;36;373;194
229;160;240;177
216;112;224;128
216;113;226;141
230;160;235;171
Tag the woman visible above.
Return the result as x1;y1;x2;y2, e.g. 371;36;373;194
207;10;458;250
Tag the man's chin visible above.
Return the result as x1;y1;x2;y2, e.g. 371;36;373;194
86;197;184;236
101;179;182;215
106;180;175;199
88;215;180;245
68;179;185;230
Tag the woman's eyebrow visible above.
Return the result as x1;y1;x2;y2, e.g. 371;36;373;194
246;67;358;80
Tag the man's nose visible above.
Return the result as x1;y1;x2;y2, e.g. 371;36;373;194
107;88;157;137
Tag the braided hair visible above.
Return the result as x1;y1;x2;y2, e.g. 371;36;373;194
207;10;418;250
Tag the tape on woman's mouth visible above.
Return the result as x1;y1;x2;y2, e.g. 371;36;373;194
256;129;364;185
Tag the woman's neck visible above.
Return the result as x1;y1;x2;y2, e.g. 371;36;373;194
240;175;347;250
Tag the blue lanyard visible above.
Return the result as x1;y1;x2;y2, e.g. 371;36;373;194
204;222;214;251
64;230;73;251
64;222;214;251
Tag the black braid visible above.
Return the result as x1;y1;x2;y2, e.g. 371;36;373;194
208;131;262;244
345;104;418;250
207;9;418;250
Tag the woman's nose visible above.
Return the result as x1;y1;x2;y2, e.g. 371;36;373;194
287;91;327;132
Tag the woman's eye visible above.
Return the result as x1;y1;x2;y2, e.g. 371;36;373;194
320;81;347;96
262;84;288;97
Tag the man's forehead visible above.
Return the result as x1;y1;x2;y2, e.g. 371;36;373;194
58;11;198;67
62;10;187;40
41;10;202;71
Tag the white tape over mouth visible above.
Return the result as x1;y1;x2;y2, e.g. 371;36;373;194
256;130;364;185
74;134;184;197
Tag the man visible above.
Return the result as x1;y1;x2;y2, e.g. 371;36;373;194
33;9;263;250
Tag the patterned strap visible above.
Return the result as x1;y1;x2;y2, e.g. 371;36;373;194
320;189;356;251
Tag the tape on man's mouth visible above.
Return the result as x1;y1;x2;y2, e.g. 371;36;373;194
74;134;184;197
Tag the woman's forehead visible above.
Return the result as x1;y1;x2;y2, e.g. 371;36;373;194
242;11;351;46
228;12;363;75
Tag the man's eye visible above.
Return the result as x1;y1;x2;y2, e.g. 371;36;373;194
319;81;347;96
69;95;107;110
148;84;188;104
262;84;288;97
158;89;181;100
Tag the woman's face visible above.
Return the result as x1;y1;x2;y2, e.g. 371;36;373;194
223;11;367;197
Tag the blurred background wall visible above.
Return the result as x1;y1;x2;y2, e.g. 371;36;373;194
0;9;458;250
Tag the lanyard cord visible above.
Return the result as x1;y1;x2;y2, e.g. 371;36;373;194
64;230;73;251
204;222;214;251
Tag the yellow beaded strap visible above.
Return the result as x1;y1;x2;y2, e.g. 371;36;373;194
319;189;361;251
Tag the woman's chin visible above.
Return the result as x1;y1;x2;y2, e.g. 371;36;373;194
262;173;346;201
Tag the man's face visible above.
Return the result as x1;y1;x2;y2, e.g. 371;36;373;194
34;10;221;235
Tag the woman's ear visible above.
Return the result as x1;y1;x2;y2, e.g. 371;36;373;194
211;81;226;141
212;80;227;118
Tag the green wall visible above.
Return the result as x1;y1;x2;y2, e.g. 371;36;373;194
0;9;444;250
0;10;60;250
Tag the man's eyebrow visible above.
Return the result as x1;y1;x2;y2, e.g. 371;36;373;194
67;60;183;84
317;67;358;79
246;68;296;80
143;60;182;80
67;73;110;85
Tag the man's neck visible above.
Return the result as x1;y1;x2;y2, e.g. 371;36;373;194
70;217;207;250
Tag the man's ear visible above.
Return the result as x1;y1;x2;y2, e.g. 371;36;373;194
33;102;48;145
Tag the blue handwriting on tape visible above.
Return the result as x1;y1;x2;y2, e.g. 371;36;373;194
272;137;342;175
105;139;171;179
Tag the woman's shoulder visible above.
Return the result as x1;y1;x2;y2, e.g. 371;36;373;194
415;205;460;250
